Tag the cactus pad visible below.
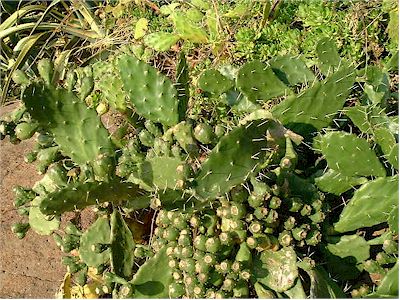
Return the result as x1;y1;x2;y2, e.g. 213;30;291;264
130;246;172;298
198;70;234;95
194;118;285;199
315;169;368;195
29;196;60;235
269;55;315;86
79;216;111;267
256;247;298;292
272;67;355;133
118;55;179;126
40;181;145;215
317;131;386;177
22;83;114;165
237;61;289;102
110;210;135;278
334;176;398;232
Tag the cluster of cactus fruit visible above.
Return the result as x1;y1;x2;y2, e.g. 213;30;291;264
1;37;398;298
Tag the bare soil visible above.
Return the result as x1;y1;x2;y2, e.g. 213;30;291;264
0;104;65;298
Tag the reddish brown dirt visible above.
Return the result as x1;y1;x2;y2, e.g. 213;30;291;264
0;104;65;298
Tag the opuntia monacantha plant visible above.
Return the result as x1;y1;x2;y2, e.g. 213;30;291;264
1;36;398;299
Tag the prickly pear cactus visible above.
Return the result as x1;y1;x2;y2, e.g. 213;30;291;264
40;181;145;215
20;61;115;173
118;54;179;126
194;117;286;199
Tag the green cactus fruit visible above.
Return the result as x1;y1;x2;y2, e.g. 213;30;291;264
22;82;115;167
75;267;88;286
29;196;60;235
256;246;298;293
37;58;54;85
36;132;54;148
193;123;215;144
138;129;155;147
280;137;297;170
334;176;398;232
118;55;179;126
198;70;234;96
272;66;355;134
195;118;285;199
317;131;386;177
130;246;173;298
79;216;111;267
269;55;315;86
36;146;59;174
11;222;30;239
12;69;30;85
80;75;94;101
65;70;77;92
315;169;368;196
316;38;341;76
237;61;289;102
168;282;186;298
171;121;198;155
176;52;189;121
24;151;37;163
40;181;145;215
14;122;38;140
13;186;36;207
110;209;135;278
64;221;82;236
278;230;293;247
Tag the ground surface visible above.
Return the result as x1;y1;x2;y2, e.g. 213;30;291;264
0;104;65;298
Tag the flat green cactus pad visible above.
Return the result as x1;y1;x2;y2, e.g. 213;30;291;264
334;176;398;232
29;196;60;235
304;266;346;298
138;157;185;190
237;60;289;102
315;169;368;195
40;181;145;215
118;55;179;126
269;55;315;86
272;67;355;133
318;131;386;177
130;246;172;298
79;216;111;267
22;83;114;165
256;246;298;293
194;118;285;199
198;69;234;95
110;209;135;278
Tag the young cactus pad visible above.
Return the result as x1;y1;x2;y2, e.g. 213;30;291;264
271;66;355;133
22;83;114;165
194;118;285;199
317;131;386;177
237;60;290;102
110;209;135;278
130;246;172;298
79;216;111;267
40;181;146;215
118;54;179;126
334;176;398;232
